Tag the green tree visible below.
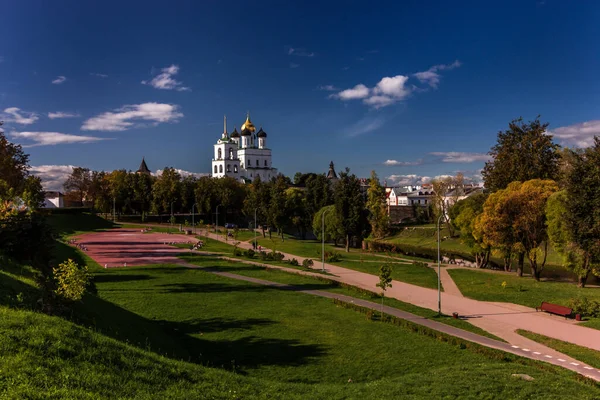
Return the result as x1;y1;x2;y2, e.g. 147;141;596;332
132;172;154;218
478;179;558;280
549;139;600;287
452;193;491;269
152;167;181;214
305;174;333;223
312;205;344;245
0;125;33;196
366;170;389;239
482;117;560;192
334;168;366;252
63;167;91;205
285;187;310;239
194;176;218;217
376;264;393;315
268;176;288;241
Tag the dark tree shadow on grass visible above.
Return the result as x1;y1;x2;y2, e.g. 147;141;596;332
92;274;153;283
70;293;327;373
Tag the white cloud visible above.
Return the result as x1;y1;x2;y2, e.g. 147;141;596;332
2;107;39;125
81;102;183;132
334;84;370;100
29;165;75;191
90;72;108;78
386;174;432;186
141;64;190;92
318;85;338;91
413;60;461;88
290;62;300;69
10;131;109;147
332;75;411;108
48;111;80;119
383;159;423;166
154;168;209;178
0;56;4;63
430;151;490;163
549;120;600;147
288;47;315;57
52;76;67;84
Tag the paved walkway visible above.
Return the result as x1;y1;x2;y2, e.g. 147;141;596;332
198;229;600;355
176;260;600;381
77;226;600;381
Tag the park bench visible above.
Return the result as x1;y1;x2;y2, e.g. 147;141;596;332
536;302;573;318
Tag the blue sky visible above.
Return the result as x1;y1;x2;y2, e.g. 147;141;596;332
1;0;600;190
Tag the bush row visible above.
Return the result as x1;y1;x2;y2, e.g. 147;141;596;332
364;239;476;264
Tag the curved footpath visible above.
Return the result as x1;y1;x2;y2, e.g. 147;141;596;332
80;226;600;381
199;231;600;353
177;260;600;382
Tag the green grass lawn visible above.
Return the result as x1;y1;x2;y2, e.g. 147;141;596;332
384;225;574;279
79;261;600;396
448;268;600;328
517;330;600;369
182;254;497;339
190;235;440;289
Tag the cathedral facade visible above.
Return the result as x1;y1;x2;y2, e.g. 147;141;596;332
211;113;278;182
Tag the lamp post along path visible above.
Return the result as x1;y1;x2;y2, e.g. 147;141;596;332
437;214;444;316
322;209;330;272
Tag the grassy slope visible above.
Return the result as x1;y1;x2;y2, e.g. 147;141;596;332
448;269;600;328
517;330;600;370
2;214;597;398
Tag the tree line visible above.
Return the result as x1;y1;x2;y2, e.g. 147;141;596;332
62;165;394;251
449;117;600;287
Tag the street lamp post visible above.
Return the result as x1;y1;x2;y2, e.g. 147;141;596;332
437;214;444;316
254;207;259;250
113;197;116;222
192;203;198;235
215;205;221;236
170;201;176;233
322;209;330;272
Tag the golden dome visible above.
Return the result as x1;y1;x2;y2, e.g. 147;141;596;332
240;113;256;133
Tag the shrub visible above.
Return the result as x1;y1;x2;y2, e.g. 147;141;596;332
302;259;314;269
233;248;243;256
569;297;600;317
53;259;90;302
289;258;299;266
245;249;255;258
271;251;285;261
325;251;342;262
259;251;270;261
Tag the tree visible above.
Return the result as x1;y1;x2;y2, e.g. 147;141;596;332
152;167;181;214
452;193;491;269
63;167;91;205
312;205;344;245
366;170;389;239
0;126;31;195
305;174;333;223
195;176;218;217
482;117;560;192
334;168;366;252
376;264;393;316
132;172;154;218
285;187;310;239
549;139;600;287
268;175;288;241
477;179;558;279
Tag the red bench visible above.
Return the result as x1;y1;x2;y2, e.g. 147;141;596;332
536;302;573;318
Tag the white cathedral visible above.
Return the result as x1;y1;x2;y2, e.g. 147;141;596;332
211;113;278;182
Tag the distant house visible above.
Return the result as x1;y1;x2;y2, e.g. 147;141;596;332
43;191;64;208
